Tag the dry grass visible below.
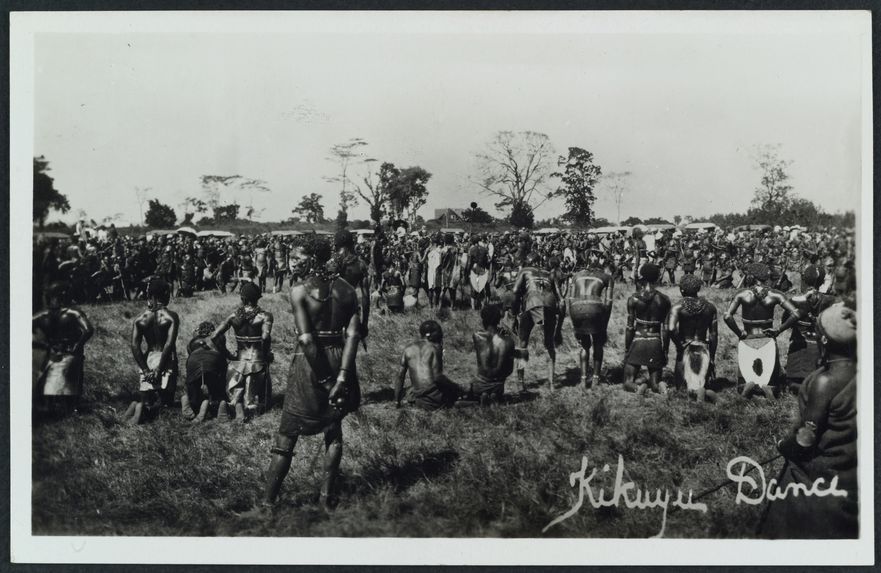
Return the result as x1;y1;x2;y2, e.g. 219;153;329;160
32;285;798;538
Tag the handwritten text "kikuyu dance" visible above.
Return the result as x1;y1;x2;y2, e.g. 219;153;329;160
543;455;850;537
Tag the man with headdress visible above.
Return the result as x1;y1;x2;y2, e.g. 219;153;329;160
253;241;270;293
511;250;562;392
723;262;800;399
622;263;671;395
440;233;460;308
760;301;858;538
783;264;837;392
211;281;274;422
271;238;289;293
630;227;648;283
125;278;179;424
32;282;94;414
395;320;463;409
183;321;234;422
668;274;718;402
466;234;491;310
567;254;614;388
700;252;717;287
380;257;406;313
333;230;370;341
663;236;679;286
260;236;361;509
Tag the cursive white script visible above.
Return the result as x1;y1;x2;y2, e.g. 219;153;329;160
542;455;707;537
726;456;849;505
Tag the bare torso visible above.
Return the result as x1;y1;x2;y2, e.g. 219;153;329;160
401;340;443;394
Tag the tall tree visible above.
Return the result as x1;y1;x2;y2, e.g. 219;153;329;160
144;199;177;228
213;204;241;223
33;156;70;227
294;193;326;224
134;186;151;226
325;138;369;222
355;160;392;224
751;144;794;218
463;202;494;224
474;131;556;222
179;196;208;225
509;201;535;229
601;171;632;226
388;166;432;224
550;147;602;227
200;175;269;212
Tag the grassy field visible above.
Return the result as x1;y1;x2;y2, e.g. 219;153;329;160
32;284;799;538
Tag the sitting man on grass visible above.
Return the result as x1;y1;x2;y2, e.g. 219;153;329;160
395;320;463;410
467;304;516;405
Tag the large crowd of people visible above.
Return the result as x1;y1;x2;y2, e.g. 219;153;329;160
33;222;855;310
31;221;858;538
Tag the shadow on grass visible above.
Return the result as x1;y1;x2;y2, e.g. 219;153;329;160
708;376;737;392
339;450;460;496
362;386;395;404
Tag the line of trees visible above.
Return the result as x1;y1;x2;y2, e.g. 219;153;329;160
33;141;855;232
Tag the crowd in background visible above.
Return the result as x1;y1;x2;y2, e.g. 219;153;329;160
32;222;857;310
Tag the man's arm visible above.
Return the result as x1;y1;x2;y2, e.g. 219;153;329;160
708;306;719;362
72;310;94;354
778;372;834;461
661;299;671;355
395;351;409;407
604;276;615;310
130;319;148;373
32;314;50;351
210;314;234;343
155;311;179;374
768;292;801;337
290;286;334;382
723;293;746;339
511;272;526;310
667;305;682;355
329;307;362;406
261;311;274;360
624;297;635;351
359;262;370;339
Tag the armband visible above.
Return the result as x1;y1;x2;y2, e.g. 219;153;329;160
270;446;294;458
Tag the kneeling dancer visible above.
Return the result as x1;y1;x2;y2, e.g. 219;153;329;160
32;282;94;414
667;275;718;403
126;279;179;424
183;321;234;422
622;263;671;395
723;263;799;400
212;282;274;422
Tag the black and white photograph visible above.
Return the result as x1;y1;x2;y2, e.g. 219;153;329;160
9;10;874;566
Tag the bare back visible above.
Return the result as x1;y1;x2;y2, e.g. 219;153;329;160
134;307;179;354
401;340;443;394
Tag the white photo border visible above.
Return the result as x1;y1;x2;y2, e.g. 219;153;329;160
9;10;875;565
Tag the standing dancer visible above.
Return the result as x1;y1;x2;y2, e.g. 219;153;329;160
260;237;362;509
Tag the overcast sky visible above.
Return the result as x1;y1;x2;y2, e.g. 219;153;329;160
34;22;864;226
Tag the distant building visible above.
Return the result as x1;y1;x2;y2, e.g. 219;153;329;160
434;208;466;222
